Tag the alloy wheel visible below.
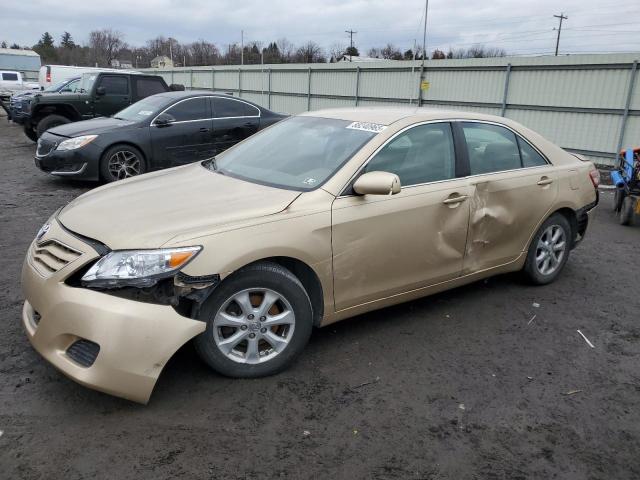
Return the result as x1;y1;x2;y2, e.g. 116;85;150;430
107;150;141;180
212;288;296;364
535;224;566;275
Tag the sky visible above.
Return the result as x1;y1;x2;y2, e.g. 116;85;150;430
1;0;639;57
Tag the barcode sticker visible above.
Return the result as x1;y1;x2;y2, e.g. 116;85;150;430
346;121;387;133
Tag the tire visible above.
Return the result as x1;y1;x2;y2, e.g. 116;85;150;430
523;213;572;285
619;196;635;226
36;114;70;137
613;188;625;212
23;124;38;142
99;144;147;182
194;261;313;378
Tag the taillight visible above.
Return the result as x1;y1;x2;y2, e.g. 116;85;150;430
46;71;51;83
589;169;600;188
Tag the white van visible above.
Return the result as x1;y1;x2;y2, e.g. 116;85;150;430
38;65;139;89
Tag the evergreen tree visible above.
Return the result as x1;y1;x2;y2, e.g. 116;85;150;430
61;32;75;49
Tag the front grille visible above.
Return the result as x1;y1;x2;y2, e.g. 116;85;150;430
66;339;100;367
30;239;82;277
36;138;57;157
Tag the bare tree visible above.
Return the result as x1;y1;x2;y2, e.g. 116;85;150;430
381;43;403;60
446;45;506;59
89;29;125;67
329;43;346;62
295;41;325;63
276;38;295;63
367;47;381;58
190;40;220;66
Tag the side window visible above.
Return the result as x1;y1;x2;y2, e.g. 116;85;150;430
242;102;260;117
518;137;547;167
164;97;208;122
2;73;19;81
214;97;249;118
461;122;521;175
135;77;167;99
61;79;79;92
98;75;129;95
364;123;456;187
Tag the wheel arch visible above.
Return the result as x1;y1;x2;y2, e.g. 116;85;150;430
236;256;325;327
32;103;81;123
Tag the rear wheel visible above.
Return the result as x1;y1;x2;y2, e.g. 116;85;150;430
99;144;146;182
23;124;38;142
619;196;635;226
523;213;571;285
36;114;70;137
194;262;313;378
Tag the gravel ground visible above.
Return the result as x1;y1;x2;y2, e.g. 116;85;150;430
1;117;639;480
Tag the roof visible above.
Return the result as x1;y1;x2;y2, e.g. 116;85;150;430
338;55;388;62
0;48;40;57
151;55;172;61
300;106;508;126
154;90;245;100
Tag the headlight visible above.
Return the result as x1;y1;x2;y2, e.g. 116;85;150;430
56;135;98;151
81;246;202;288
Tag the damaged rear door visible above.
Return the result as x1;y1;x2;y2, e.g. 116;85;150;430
456;121;558;274
332;122;472;311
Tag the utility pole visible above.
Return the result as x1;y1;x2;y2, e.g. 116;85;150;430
418;0;429;107
345;29;357;61
553;13;568;56
241;30;244;65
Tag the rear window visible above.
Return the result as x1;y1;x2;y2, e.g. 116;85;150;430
135;77;166;99
2;73;18;81
98;75;129;95
214;98;258;118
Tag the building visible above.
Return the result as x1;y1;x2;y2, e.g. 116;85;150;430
150;55;173;69
0;48;41;78
111;59;134;69
336;54;388;63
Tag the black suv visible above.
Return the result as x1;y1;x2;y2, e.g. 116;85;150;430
23;71;181;141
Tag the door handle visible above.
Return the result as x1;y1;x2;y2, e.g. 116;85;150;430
537;177;553;186
199;127;209;133
443;194;469;205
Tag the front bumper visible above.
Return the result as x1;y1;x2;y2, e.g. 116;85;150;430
35;133;102;180
21;219;205;403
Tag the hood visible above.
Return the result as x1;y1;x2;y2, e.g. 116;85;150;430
49;117;137;137
58;162;301;249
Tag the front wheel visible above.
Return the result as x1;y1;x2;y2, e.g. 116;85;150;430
619;196;635;226
23;124;38;142
194;262;313;378
99;144;146;182
36;114;70;137
523;213;571;285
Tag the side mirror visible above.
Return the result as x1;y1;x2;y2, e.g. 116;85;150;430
353;171;401;196
154;113;176;127
95;86;106;96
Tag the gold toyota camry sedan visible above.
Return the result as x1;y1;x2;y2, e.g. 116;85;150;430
22;108;599;403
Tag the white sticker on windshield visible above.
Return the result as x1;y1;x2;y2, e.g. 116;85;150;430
303;177;317;186
346;121;387;133
138;110;153;116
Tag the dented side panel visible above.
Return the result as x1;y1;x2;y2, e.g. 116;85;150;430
331;179;472;311
463;166;558;274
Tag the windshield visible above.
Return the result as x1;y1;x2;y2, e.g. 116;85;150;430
79;73;98;93
212;116;378;191
113;96;169;121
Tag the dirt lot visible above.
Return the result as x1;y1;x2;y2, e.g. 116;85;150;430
0;117;639;480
